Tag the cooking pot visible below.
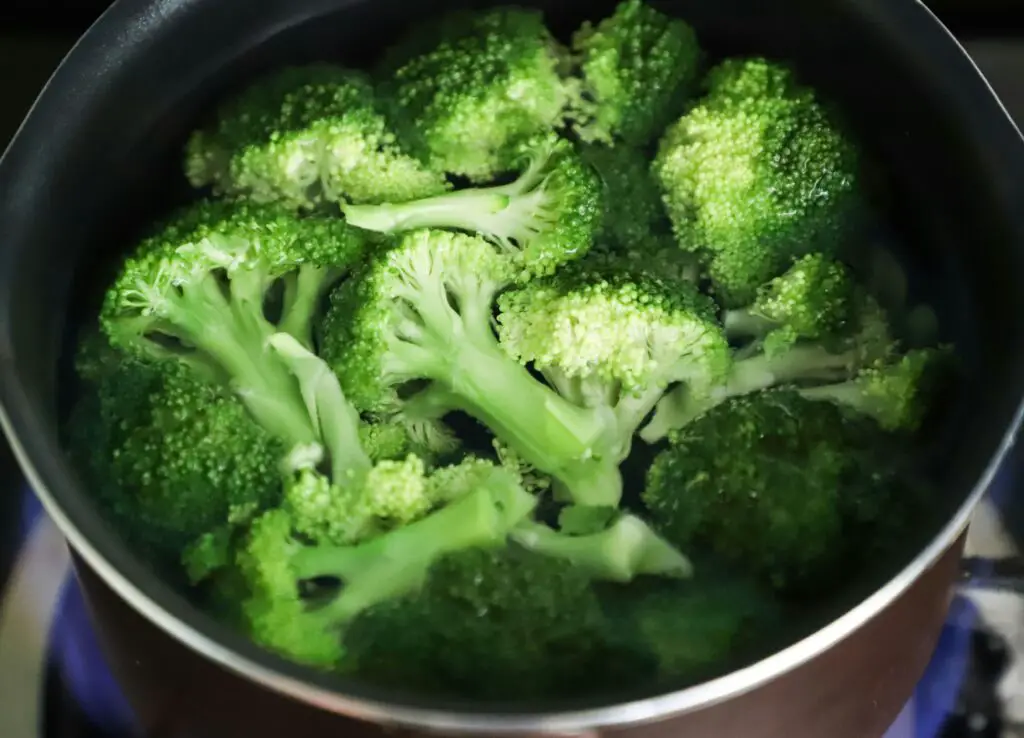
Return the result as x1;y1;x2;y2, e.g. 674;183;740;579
2;0;1024;736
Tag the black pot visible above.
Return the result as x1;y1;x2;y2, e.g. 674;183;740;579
2;1;1024;737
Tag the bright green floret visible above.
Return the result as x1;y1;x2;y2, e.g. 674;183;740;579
100;199;367;452
643;391;872;590
237;464;536;667
497;267;730;464
567;0;702;146
342;545;647;699
342;135;605;280
379;8;571;182
184;64;449;210
653;57;860;306
67;339;283;567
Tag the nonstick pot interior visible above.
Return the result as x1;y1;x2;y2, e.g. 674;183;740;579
3;0;1024;729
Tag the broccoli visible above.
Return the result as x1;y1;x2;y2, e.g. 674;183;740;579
341;134;604;280
497;266;731;464
342;544;648;699
566;0;703;147
321;228;629;507
653;57;860;306
580;143;671;249
237;465;537;667
100;199;366;452
185;65;449;210
643;391;879;590
67;339;283;567
378;7;571;182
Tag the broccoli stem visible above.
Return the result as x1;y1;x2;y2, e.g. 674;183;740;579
268;333;372;484
640;344;858;443
278;265;334;351
343;190;512;236
167;276;318;448
448;340;624;507
512;515;693;583
291;474;537;622
797;380;887;424
723;308;775;341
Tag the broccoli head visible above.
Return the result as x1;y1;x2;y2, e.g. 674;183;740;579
580;143;670;249
343;544;645;700
379;8;571;181
321;228;628;508
643;390;878;590
653;57;860;306
342;134;605;280
567;0;703;146
236;462;536;667
100;199;366;451
185;64;449;210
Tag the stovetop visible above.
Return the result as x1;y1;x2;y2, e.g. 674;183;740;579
2;19;1024;738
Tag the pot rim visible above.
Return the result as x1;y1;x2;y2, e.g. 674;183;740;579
2;0;1024;733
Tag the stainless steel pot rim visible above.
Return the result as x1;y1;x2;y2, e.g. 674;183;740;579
2;1;1024;734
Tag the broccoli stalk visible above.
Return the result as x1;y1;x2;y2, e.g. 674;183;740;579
342;135;604;279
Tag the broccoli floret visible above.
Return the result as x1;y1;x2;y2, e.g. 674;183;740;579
342;134;604;280
321;229;628;507
379;8;571;181
653;57;860;306
643;391;872;590
580;144;670;248
68;341;284;567
723;253;860;355
497;267;731;464
184;65;449;210
100;199;366;451
566;0;702;146
237;463;537;667
343;545;644;699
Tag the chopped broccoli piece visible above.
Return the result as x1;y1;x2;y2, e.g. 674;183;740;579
100;199;366;451
237;464;536;667
321;229;627;507
342;134;604;280
67;341;283;567
567;0;703;146
643;391;878;590
580;143;670;248
379;8;571;181
653;57;860;306
343;545;645;699
185;65;449;210
497;266;730;463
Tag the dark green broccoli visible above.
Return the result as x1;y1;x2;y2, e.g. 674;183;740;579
185;65;449;210
580;143;670;248
653;57;860;306
67;338;283;567
566;0;703;146
379;8;571;182
643;390;884;590
100;199;366;452
341;134;604;280
343;544;647;700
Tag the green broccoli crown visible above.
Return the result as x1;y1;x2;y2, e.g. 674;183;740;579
342;134;605;280
68;349;283;566
380;8;571;181
185;64;449;209
100;198;367;448
236;464;537;667
568;0;702;146
497;268;729;397
344;545;642;700
653;57;860;306
581;143;670;248
321;229;513;411
644;390;859;590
